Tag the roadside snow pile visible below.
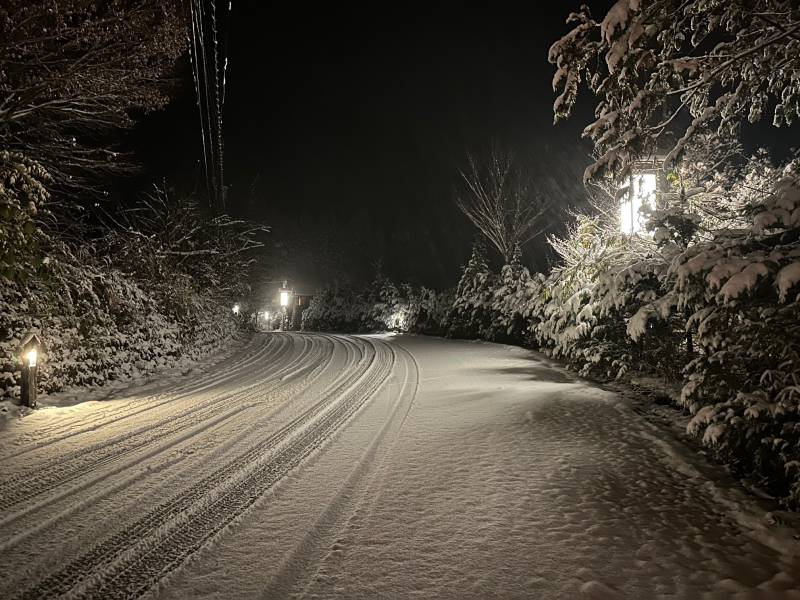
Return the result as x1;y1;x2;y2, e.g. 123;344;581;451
0;399;26;423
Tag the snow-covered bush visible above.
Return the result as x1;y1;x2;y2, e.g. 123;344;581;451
0;151;49;281
301;279;450;335
528;215;680;379
0;240;238;399
485;247;539;345
301;287;371;333
0;180;253;401
546;0;800;504
668;166;800;503
404;285;452;335
446;240;496;339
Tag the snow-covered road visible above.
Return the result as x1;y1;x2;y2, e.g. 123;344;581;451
1;333;799;599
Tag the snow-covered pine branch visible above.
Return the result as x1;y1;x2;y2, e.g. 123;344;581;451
549;0;800;181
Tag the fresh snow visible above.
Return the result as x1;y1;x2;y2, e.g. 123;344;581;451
776;262;800;302
0;333;799;599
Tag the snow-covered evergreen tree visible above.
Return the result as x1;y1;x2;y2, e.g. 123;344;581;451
550;0;800;181
448;239;496;339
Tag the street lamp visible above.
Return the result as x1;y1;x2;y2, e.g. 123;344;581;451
620;165;659;235
279;286;290;308
19;332;42;408
232;303;240;316
279;282;293;331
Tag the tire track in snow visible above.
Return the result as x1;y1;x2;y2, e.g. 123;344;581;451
0;334;315;513
264;339;420;599
13;336;394;600
0;335;341;560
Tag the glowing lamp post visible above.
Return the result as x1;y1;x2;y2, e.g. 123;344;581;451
19;333;42;408
620;165;659;235
232;303;240;316
279;282;292;331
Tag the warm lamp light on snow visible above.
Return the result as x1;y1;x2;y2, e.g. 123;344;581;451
279;290;290;307
26;348;37;368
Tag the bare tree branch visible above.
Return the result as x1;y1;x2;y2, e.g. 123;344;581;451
455;145;551;263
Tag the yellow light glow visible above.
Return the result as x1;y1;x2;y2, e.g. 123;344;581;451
26;349;37;368
280;291;290;307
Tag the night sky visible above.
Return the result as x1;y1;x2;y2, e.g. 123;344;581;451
135;1;609;293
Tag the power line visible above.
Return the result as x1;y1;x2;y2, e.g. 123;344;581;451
186;0;227;213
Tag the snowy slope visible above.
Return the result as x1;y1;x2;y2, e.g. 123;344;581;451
1;333;798;599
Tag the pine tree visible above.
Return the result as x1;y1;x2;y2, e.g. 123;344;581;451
448;238;494;339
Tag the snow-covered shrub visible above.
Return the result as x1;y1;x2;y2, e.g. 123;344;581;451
0;240;238;399
301;280;450;335
530;216;658;378
0;151;49;281
102;187;265;304
672;166;800;503
300;287;372;333
0;182;256;401
447;240;496;339
404;286;452;335
486;247;540;345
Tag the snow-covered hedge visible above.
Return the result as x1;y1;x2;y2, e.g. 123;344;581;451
0;156;248;401
301;278;450;336
0;259;236;397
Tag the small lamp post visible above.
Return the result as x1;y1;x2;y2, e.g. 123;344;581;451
19;333;42;408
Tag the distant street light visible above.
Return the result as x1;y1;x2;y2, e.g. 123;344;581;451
279;284;291;308
232;303;240;315
279;282;293;331
19;332;42;408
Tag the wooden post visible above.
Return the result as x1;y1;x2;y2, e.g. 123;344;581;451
21;363;37;408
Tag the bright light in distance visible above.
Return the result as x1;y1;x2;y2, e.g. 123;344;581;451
26;349;37;368
620;172;656;234
264;311;271;320
280;291;290;307
232;303;240;315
